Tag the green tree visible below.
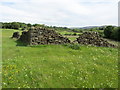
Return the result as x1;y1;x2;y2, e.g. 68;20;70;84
104;26;114;38
4;23;12;29
117;27;120;41
111;27;118;40
20;23;27;30
11;22;20;29
27;23;32;27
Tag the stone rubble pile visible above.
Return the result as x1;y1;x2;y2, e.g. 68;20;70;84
19;27;71;45
76;32;116;47
12;32;20;39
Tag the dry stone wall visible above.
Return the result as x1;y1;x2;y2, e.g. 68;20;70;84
76;32;116;47
19;27;71;45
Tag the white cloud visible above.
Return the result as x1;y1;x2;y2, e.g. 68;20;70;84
0;0;118;27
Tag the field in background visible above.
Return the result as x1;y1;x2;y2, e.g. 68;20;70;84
64;36;78;41
2;29;118;88
58;30;81;35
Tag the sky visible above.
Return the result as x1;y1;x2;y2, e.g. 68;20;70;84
0;0;119;27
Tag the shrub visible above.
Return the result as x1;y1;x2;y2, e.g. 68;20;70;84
118;27;120;41
73;33;77;36
112;27;120;41
11;22;20;29
104;26;120;41
104;26;114;38
64;33;72;36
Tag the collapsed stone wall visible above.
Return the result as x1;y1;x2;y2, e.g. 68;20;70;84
19;27;71;45
76;32;116;47
12;32;20;39
19;31;30;44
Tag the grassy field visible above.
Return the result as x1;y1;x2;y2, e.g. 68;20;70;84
2;29;118;88
64;36;79;41
57;30;81;35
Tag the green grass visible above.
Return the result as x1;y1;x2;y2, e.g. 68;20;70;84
57;30;80;41
64;36;78;41
57;30;81;35
2;29;118;88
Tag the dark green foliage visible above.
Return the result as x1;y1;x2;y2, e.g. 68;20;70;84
33;24;45;28
104;26;114;38
112;27;120;41
118;27;120;41
21;28;25;31
104;26;120;41
2;22;20;29
99;26;105;30
33;24;41;27
1;22;32;30
111;27;118;40
71;29;83;33
64;33;72;35
2;22;12;29
73;33;77;36
19;23;27;30
27;23;32;27
11;22;20;29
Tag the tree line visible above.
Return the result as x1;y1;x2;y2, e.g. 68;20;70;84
0;22;43;30
0;22;70;31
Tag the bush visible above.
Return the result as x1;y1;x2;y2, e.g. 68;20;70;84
73;33;77;36
112;27;120;41
104;26;120;41
118;27;120;41
104;26;114;38
21;28;25;31
64;33;72;36
11;22;20;29
79;30;83;33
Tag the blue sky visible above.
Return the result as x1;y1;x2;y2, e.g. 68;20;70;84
0;0;118;27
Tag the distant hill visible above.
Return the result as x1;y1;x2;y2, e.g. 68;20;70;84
80;26;102;29
70;25;117;29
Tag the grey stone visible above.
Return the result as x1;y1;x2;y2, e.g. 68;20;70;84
19;27;71;45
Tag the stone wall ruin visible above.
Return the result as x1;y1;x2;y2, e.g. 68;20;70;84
76;32;116;47
19;27;71;45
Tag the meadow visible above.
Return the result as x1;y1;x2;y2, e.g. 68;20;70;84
2;29;118;88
